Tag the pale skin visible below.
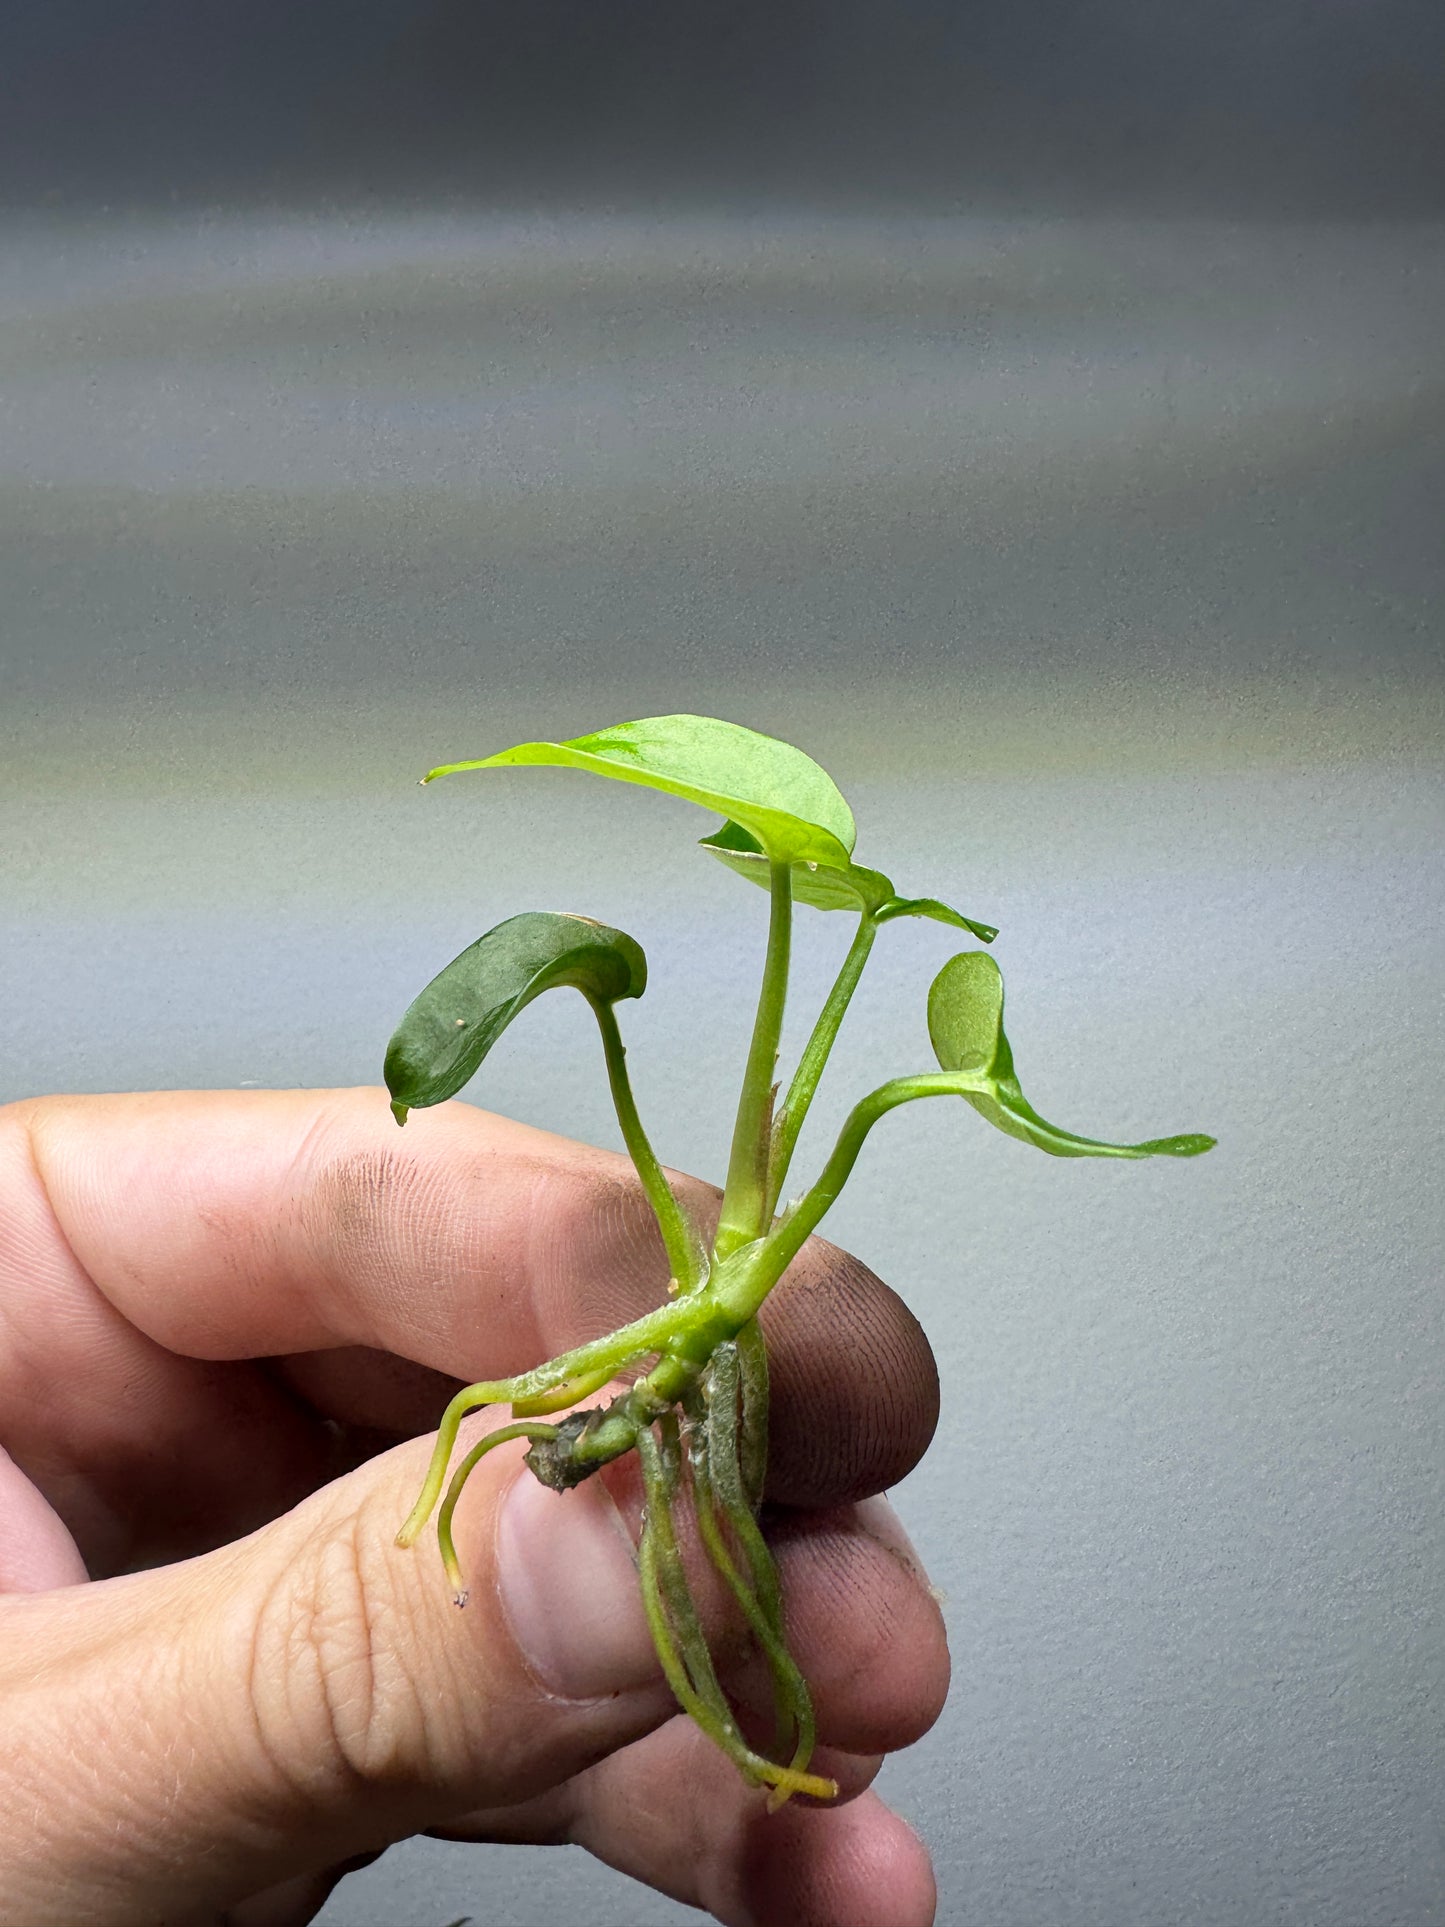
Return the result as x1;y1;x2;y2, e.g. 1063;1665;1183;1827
0;1089;949;1927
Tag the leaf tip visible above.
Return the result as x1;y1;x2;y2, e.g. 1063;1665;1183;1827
1173;1133;1217;1157
390;1101;410;1127
1146;1131;1216;1157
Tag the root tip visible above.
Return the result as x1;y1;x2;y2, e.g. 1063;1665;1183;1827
761;1768;839;1810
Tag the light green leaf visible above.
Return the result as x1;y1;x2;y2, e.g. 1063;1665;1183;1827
701;820;996;942
425;715;856;867
927;950;1214;1159
385;911;646;1123
871;896;997;942
701;819;888;912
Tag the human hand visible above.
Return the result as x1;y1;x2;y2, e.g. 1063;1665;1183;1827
0;1090;947;1927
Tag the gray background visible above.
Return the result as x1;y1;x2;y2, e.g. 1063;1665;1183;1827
2;7;1443;1925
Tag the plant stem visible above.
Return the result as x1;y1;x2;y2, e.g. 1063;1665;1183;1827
396;1289;736;1547
733;1315;769;1508
588;994;705;1291
709;1072;980;1333
767;910;878;1216
716;859;793;1259
765;1072;967;1282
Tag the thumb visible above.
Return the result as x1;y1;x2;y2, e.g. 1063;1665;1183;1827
0;1422;675;1926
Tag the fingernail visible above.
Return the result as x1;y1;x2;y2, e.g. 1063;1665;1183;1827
855;1494;935;1590
495;1468;655;1699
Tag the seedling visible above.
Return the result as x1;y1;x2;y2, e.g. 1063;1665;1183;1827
387;715;1213;1806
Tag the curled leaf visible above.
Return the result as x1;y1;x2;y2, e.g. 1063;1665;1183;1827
875;895;998;943
702;819;996;942
385;911;646;1122
927;950;1214;1159
425;715;856;868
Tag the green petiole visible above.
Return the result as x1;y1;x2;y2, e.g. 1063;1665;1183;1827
715;858;793;1260
766;908;878;1218
588;992;706;1293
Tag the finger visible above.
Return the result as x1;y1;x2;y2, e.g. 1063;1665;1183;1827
0;1423;676;1923
501;1465;950;1765
559;1723;937;1927
432;1735;883;1848
757;1250;939;1508
0;1445;88;1594
730;1499;950;1757
272;1217;944;1512
218;1852;383;1927
2;1092;937;1564
0;1419;948;1923
429;1490;949;1910
588;1444;951;1758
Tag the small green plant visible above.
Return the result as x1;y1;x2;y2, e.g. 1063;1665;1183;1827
387;715;1213;1806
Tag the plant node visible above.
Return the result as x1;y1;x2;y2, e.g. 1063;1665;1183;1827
523;1409;625;1489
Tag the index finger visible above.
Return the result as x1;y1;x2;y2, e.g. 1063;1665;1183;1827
5;1089;938;1506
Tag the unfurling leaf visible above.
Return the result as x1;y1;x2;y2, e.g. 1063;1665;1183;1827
701;819;996;942
927;950;1214;1160
424;715;856;868
385;911;646;1122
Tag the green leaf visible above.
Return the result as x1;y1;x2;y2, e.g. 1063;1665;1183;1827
425;715;856;868
927;950;1214;1159
875;896;998;943
701;819;996;942
385;911;646;1123
701;819;886;912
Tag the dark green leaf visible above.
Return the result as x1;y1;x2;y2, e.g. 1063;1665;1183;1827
927;950;1214;1160
424;715;856;868
385;911;646;1123
701;820;996;942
